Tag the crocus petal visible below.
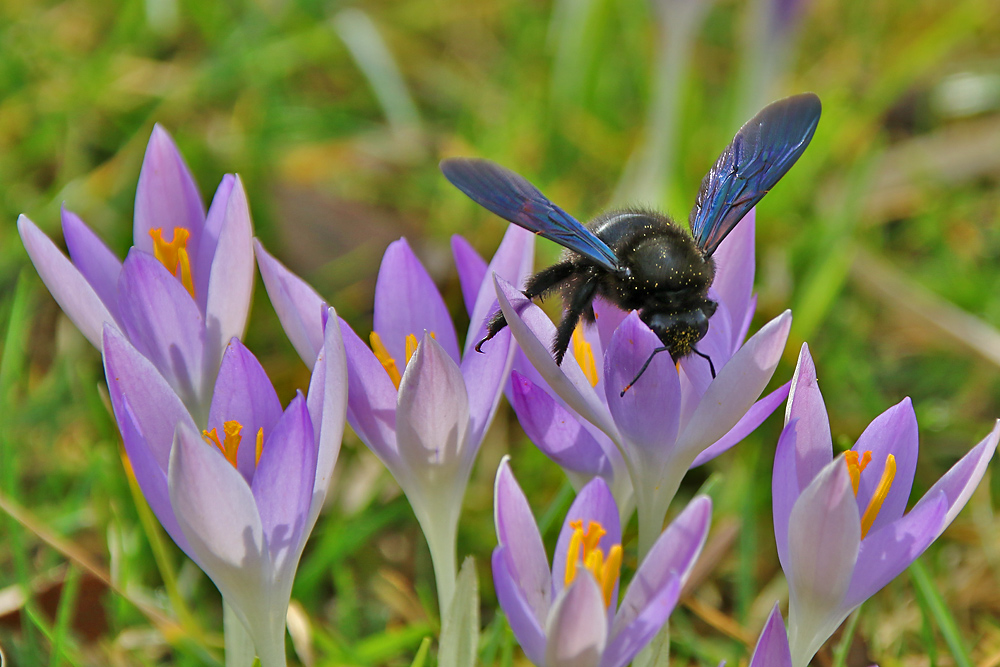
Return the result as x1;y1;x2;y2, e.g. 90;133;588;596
603;313;681;465
103;325;197;471
461;324;513;455
852;398;918;531
255;239;326;366
209;338;284;481
465;225;535;356
306;308;348;524
593;298;627;351
451;235;488;319
18;214;119;349
911;421;1000;531
772;419;801;572
373;238;460;365
691;381;790;467
552;477;621;601
251;393;316;576
202;176;254;363
748;604;792;667
61;207;123;322
710;209;755;347
134;125;205;256
395;335;470;479
493;547;548;667
194;175;234;307
676;310;791;459
496;276;619;440
338;318;400;465
494;459;551;623
545;574;607;667
510;372;616;479
784;343;833;490
844;492;947;609
600;574;681;667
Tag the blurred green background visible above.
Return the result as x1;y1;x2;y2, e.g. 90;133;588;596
2;0;1000;664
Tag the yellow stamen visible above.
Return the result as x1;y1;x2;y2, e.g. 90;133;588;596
370;332;402;389
571;325;599;387
405;333;419;365
202;420;244;468
564;520;621;608
255;427;264;466
844;450;872;495
149;227;195;298
860;454;896;538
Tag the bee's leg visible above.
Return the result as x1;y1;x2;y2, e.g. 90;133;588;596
552;275;599;365
475;261;577;353
620;346;670;397
691;347;716;378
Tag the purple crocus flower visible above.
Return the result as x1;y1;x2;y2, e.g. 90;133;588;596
493;214;790;556
18;126;254;419
774;344;1000;667
254;226;534;610
493;458;711;667
102;309;347;667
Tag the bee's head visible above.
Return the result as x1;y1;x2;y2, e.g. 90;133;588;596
642;304;715;357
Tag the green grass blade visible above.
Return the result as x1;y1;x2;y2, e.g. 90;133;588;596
909;558;972;667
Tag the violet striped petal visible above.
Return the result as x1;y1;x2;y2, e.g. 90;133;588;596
451;235;487;319
748;604;792;667
691;381;790;467
784;344;833;490
851;398;918;532
61;207;122;323
600;574;680;667
254;239;326;366
552;477;621;604
545;574;607;667
338;318;400;465
492;547;548;667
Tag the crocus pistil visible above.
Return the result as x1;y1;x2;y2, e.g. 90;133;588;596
571;326;599;387
843;450;896;537
202;420;264;468
565;519;622;607
369;330;436;390
149;227;195;298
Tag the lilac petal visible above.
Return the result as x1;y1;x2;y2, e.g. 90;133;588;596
603;313;681;464
465;225;535;356
255;240;326;367
117;250;207;410
496;276;619;440
61;207;122;322
710;209;755;346
133;125;205;256
613;496;711;635
208;338;284;481
552;477;621;603
494;459;552;624
373;238;460;365
461;322;512;455
691;381;790;467
251;393;316;574
735;294;758;347
784;343;833;490
306;308;348;524
911;421;1000;532
787;458;859;614
103;325;196;471
19;214;120;349
593;298;627;350
202;176;254;362
511;372;616;479
844;492;947;609
772;420;801;573
852;398;918;532
493;547;548;667
451;235;487;319
194;175;234;305
168;422;269;624
338;318;399;465
748;604;791;667
676;310;791;459
600;575;681;667
395;335;470;476
545;574;607;667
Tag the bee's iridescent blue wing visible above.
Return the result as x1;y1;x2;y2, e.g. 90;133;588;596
441;158;620;272
689;93;821;257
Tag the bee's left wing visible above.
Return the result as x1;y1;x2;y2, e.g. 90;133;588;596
689;93;821;258
441;158;620;272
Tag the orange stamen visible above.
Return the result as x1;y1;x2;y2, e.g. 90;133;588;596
254;427;264;466
564;520;621;608
202;420;245;468
149;227;195;298
860;454;896;538
844;450;872;495
571;325;599;387
370;332;402;389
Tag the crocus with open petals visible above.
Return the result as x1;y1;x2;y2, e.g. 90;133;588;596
774;344;1000;667
493;214;790;556
493;458;711;667
19;126;254;419
102;309;346;667
255;226;533;610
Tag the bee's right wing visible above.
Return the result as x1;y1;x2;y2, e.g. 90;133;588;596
441;158;620;272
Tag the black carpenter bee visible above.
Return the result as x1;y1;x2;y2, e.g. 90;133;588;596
440;93;821;393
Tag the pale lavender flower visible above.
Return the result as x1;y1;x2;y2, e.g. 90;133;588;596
254;226;534;610
102;310;346;667
493;458;711;667
774;344;1000;667
18;126;254;418
492;214;790;555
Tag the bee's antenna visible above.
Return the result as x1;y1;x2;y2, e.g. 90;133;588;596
692;347;716;378
620;346;670;397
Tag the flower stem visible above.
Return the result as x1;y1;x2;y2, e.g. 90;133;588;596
413;497;460;617
223;602;257;667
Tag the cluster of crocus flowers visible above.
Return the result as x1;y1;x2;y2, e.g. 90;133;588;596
494;214;791;556
102;312;347;667
774;344;1000;667
255;225;534;611
18;126;254;420
493;458;711;667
